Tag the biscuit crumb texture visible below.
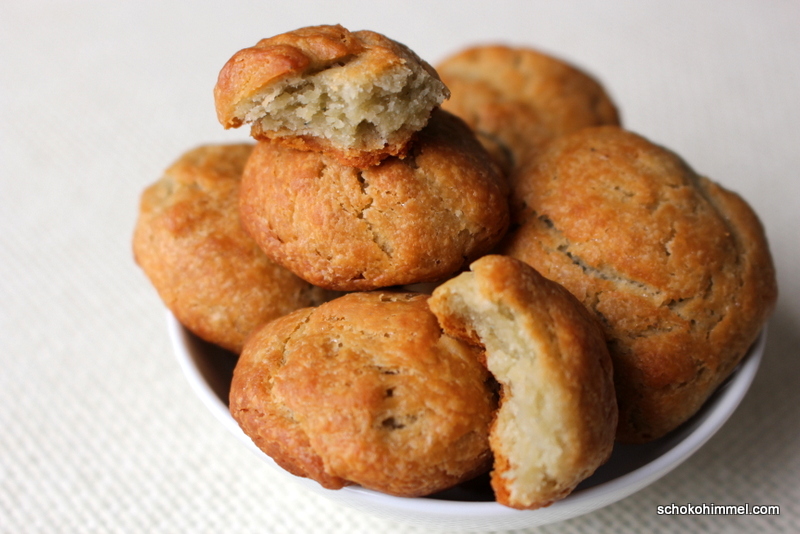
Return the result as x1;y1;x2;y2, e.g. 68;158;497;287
429;255;617;509
246;58;443;150
215;25;449;166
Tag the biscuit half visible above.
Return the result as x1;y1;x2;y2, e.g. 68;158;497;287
214;24;450;167
428;255;617;509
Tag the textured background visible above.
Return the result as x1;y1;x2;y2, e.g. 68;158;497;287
1;1;798;532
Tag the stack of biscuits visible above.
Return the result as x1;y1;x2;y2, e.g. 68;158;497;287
133;24;777;509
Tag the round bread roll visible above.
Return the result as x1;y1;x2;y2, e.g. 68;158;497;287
437;45;620;173
229;291;496;497
214;24;450;167
429;255;617;510
132;144;331;354
501;126;778;443
239;108;510;291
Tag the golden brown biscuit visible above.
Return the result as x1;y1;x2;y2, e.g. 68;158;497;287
437;45;620;172
132;144;331;353
500;126;778;442
214;24;450;167
429;255;617;509
239;109;510;291
229;291;496;497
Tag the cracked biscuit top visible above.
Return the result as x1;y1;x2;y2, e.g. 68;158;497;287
132;144;332;353
214;24;450;167
436;45;620;173
501;126;777;442
239;109;510;291
229;291;495;497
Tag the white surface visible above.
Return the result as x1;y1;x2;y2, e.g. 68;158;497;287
170;313;766;532
2;1;799;533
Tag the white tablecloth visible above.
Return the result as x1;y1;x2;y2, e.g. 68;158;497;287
2;1;798;532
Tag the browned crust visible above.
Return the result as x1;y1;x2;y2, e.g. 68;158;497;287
229;292;495;496
437;45;620;167
239;109;509;291
249;126;415;168
501;126;777;442
132;144;331;353
228;307;348;488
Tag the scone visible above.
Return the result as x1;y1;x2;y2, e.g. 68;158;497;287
501;126;778;442
437;45;620;172
214;24;450;167
239;108;510;291
132;144;331;354
229;291;496;497
429;255;617;509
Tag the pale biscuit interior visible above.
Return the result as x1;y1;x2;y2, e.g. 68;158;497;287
429;255;615;509
242;61;447;151
431;275;570;507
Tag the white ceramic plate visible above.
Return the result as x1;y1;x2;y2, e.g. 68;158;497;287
169;311;765;532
